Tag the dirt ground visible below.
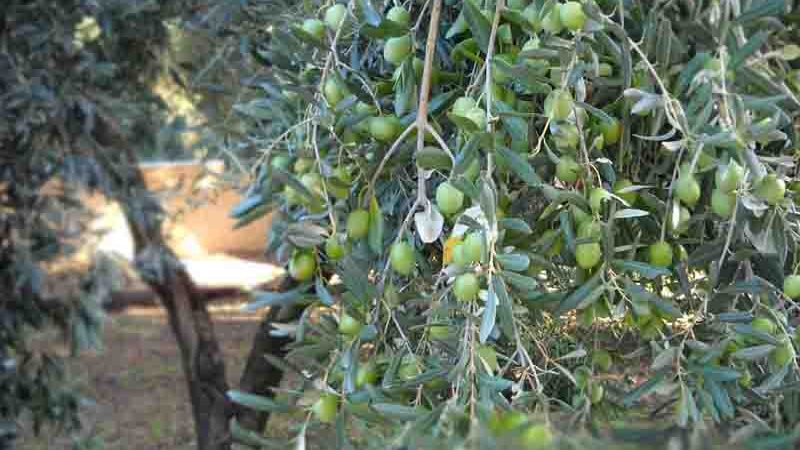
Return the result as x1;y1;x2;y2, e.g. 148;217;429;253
17;299;294;450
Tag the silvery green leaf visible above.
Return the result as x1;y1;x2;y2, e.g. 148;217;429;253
614;208;649;219
633;128;677;142
623;88;650;100
661;140;684;152
415;200;444;243
479;282;497;343
631;94;665;115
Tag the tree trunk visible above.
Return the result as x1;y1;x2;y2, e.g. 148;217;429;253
236;297;301;432
99;149;232;450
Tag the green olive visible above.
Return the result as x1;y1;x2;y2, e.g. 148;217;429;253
556;156;580;183
544;89;574;121
386;6;410;27
675;173;701;207
338;313;363;336
436;181;465;215
711;188;736;218
302;18;325;40
368;115;402;142
454;273;480;301
576;242;602;269
648;241;673;268
384;34;412;65
312;393;338;423
325;236;345;260
289;252;316;281
346;209;370;239
755;174;785;205
389;241;415;276
559;1;586;31
324;4;347;30
784;275;800;299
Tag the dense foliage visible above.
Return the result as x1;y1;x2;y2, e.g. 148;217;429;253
0;1;197;446
230;0;800;447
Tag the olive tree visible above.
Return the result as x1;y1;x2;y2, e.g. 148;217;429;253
0;2;238;448
230;0;800;447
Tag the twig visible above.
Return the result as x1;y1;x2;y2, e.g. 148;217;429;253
364;123;417;206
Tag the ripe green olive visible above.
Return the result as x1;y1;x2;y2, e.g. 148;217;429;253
668;205;691;235
462;232;483;264
386;6;410;27
323;78;346;107
648;241;673;268
769;342;794;368
755;174;786;205
541;4;563;34
453;273;480;301
324;4;347;30
599;118;621;145
312;393;338;423
675;173;701;207
384;34;412;65
598;62;613;77
368;115;402;142
436;181;465;215
522;3;541;29
355;363;380;387
390;241;415;276
289;252;316;281
452;96;477;116
577;220;601;239
559;1;586;31
450;242;469;267
576;242;602;269
711;188;735;218
751;317;776;335
338;313;363;336
521;424;554;448
717;160;743;193
346;209;370;239
325;236;345;260
556;156;580;183
544;89;574;121
302;18;325;40
554;123;580;150
589;187;610;213
613;178;638;205
784;275;800;299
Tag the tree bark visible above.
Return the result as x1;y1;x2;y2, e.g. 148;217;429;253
99;149;232;450
236;297;301;432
